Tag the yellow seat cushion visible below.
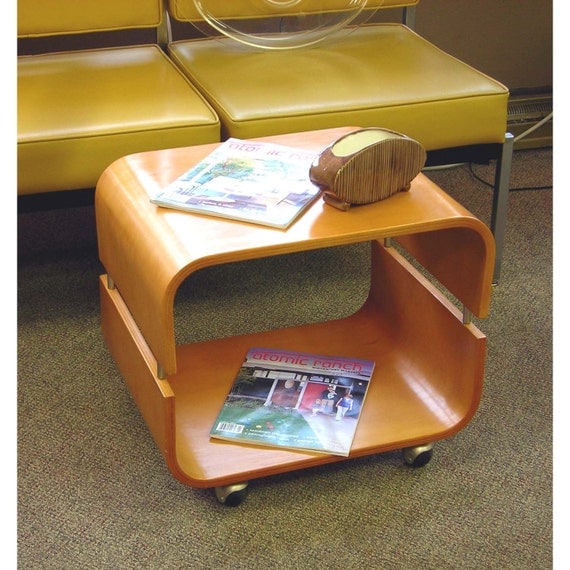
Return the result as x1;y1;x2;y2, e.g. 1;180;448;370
168;23;508;147
18;45;220;195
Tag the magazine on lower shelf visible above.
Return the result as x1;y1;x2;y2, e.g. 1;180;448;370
150;138;322;229
210;347;375;457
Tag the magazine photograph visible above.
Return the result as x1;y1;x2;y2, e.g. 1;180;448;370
151;138;322;229
210;347;375;457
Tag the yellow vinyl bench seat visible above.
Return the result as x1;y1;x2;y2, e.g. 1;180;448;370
17;0;220;197
168;23;508;148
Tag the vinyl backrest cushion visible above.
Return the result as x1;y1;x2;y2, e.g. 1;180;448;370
18;0;163;37
168;0;419;22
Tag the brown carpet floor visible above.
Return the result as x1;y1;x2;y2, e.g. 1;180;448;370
17;147;552;569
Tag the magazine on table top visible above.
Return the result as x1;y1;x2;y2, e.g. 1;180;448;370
210;347;375;457
150;138;322;229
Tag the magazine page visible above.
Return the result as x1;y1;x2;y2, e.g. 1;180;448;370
151;138;322;229
210;347;375;457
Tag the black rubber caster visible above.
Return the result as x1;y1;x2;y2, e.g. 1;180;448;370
402;443;434;468
214;482;249;506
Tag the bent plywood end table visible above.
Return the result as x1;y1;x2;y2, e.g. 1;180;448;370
96;127;495;506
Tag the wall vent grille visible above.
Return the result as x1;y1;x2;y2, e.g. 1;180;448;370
508;97;552;126
506;94;552;149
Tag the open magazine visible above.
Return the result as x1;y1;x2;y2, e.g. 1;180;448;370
210;347;375;457
150;138;322;229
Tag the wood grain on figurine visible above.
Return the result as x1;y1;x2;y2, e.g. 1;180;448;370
309;128;427;210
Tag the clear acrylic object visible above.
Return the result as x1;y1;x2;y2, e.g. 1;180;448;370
185;0;383;50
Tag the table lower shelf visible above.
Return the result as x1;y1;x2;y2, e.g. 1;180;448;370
100;241;487;488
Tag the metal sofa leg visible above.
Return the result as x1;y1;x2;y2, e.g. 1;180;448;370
490;132;514;284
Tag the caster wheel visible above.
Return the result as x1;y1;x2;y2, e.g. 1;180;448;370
402;443;434;468
214;482;248;507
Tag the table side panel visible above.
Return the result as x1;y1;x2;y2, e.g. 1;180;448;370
368;241;487;421
396;224;495;318
96;163;186;375
99;276;177;469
